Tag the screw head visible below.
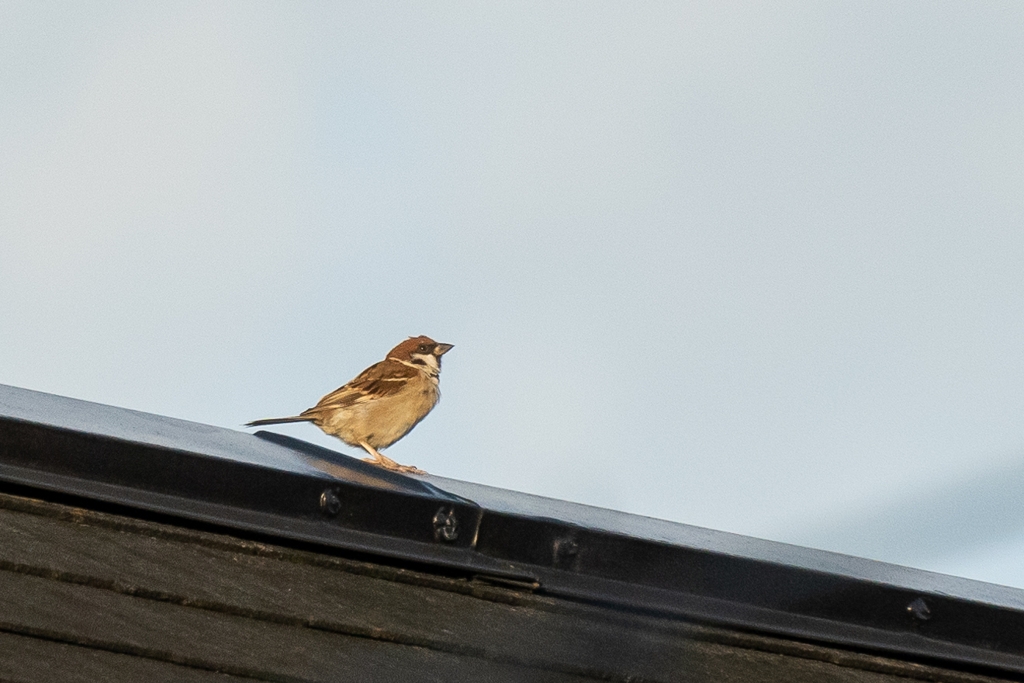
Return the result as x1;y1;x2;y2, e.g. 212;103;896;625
320;488;342;517
553;537;580;569
907;597;932;621
433;506;459;542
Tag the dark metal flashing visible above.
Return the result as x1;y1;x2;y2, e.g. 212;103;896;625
1;383;1023;678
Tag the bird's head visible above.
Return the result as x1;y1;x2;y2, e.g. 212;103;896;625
387;335;454;375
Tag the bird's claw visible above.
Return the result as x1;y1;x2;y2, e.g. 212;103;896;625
361;456;425;475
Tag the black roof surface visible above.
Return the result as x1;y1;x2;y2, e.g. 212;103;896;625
1;382;1023;681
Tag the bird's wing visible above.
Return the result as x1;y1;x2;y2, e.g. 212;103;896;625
302;360;419;414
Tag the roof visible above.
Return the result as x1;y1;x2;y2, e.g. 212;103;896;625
0;382;1021;682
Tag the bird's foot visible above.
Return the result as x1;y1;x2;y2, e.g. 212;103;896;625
361;456;426;475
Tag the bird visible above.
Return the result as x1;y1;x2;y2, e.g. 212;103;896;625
246;336;453;474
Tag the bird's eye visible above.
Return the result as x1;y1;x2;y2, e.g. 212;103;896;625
417;344;431;353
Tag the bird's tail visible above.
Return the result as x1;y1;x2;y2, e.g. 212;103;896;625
245;415;312;428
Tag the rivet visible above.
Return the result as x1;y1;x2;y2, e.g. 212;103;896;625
433;506;459;542
553;537;579;569
907;597;932;621
320;488;342;517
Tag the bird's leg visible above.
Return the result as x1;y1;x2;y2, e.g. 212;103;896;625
358;441;399;467
359;441;425;475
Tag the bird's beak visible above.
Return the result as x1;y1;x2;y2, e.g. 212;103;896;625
434;343;454;356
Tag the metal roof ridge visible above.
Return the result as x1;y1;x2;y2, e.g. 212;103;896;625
2;381;1024;677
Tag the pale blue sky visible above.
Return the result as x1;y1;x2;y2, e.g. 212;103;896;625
3;2;1024;586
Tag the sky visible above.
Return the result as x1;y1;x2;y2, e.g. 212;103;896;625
3;2;1024;587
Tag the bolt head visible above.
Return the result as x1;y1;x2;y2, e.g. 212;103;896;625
433;506;459;542
907;597;932;621
320;488;342;517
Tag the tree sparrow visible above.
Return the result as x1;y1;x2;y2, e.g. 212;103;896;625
246;336;453;474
